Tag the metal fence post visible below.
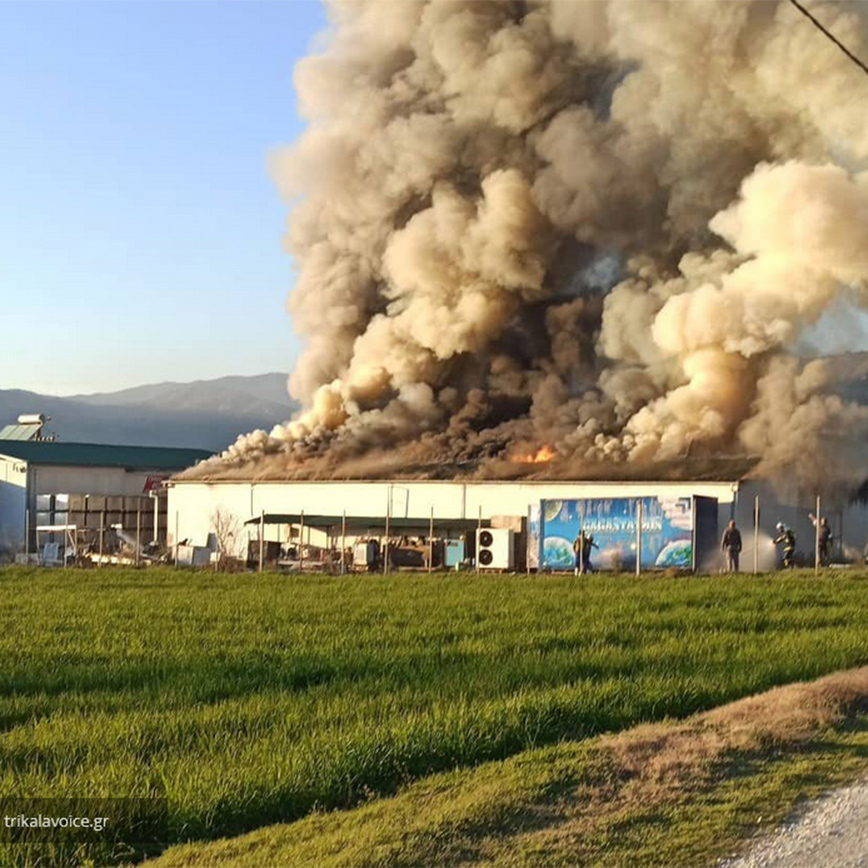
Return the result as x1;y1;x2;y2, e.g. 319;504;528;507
476;505;482;575
341;510;347;575
428;506;434;574
299;509;305;573
383;495;390;575
526;505;531;576
815;494;821;573
635;499;642;577
136;508;141;568
259;509;265;573
753;494;760;575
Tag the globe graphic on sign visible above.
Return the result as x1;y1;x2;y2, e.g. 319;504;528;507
654;540;692;568
543;501;563;523
543;536;574;570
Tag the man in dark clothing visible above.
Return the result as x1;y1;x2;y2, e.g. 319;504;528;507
810;514;834;566
773;522;796;569
573;531;598;575
818;518;833;565
581;533;597;574
721;520;742;572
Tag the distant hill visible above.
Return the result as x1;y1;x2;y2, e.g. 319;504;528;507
0;374;298;451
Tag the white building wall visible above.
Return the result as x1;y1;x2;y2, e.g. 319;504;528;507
0;456;28;554
29;466;158;497
0;457;174;555
168;479;740;561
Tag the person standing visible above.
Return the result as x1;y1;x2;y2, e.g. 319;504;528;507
721;520;742;572
810;514;834;566
573;531;585;575
581;532;598;574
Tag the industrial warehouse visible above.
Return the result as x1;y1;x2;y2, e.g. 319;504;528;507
4;412;865;573
0;415;211;563
166;468;868;574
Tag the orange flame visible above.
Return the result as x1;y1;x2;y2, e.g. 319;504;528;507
513;445;556;464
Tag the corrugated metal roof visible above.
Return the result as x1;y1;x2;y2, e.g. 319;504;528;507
178;456;758;483
0;441;212;470
0;423;43;441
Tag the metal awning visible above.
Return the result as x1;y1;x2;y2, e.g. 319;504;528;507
244;513;488;533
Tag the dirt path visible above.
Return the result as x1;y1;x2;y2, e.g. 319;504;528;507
721;779;868;868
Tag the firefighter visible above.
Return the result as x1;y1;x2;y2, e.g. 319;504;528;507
773;522;796;569
720;520;742;572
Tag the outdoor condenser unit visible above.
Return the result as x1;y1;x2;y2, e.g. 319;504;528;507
476;528;514;570
444;539;465;568
353;540;379;571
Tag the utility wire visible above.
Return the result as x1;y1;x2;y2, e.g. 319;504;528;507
786;0;868;79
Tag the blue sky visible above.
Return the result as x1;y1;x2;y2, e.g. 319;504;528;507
0;0;326;395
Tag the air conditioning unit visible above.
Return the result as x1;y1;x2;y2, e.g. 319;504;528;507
476;528;514;570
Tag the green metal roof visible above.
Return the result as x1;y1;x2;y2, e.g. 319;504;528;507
0;440;212;470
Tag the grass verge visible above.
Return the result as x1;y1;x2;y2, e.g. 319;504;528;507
146;667;868;868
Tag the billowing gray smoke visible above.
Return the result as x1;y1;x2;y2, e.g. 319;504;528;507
204;0;868;490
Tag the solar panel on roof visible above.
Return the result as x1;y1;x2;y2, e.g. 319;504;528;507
0;423;43;441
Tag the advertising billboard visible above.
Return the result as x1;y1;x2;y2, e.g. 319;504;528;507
538;496;709;572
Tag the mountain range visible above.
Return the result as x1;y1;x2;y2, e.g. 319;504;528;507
0;374;298;452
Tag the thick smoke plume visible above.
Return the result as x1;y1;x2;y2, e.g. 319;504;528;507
201;0;868;491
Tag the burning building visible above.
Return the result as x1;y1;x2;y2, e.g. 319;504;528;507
172;0;868;568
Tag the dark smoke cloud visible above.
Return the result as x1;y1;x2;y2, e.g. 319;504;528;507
196;0;868;491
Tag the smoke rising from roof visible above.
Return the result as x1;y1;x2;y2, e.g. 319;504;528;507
199;0;868;490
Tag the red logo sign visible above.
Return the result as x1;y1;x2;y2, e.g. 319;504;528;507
143;474;168;493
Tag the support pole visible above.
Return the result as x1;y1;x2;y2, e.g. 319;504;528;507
24;504;30;559
259;509;265;573
428;506;434;574
383;494;390;575
174;511;179;567
839;508;844;561
476;505;482;574
341;510;346;575
635;499;642;577
753;494;760;575
99;510;105;569
526;505;531;576
299;509;305;573
579;504;585;575
815;494;821;573
136;508;141;568
153;493;159;544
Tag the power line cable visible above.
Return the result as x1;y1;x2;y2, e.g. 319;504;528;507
786;0;868;79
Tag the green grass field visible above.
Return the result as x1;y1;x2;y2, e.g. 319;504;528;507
2;566;868;865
